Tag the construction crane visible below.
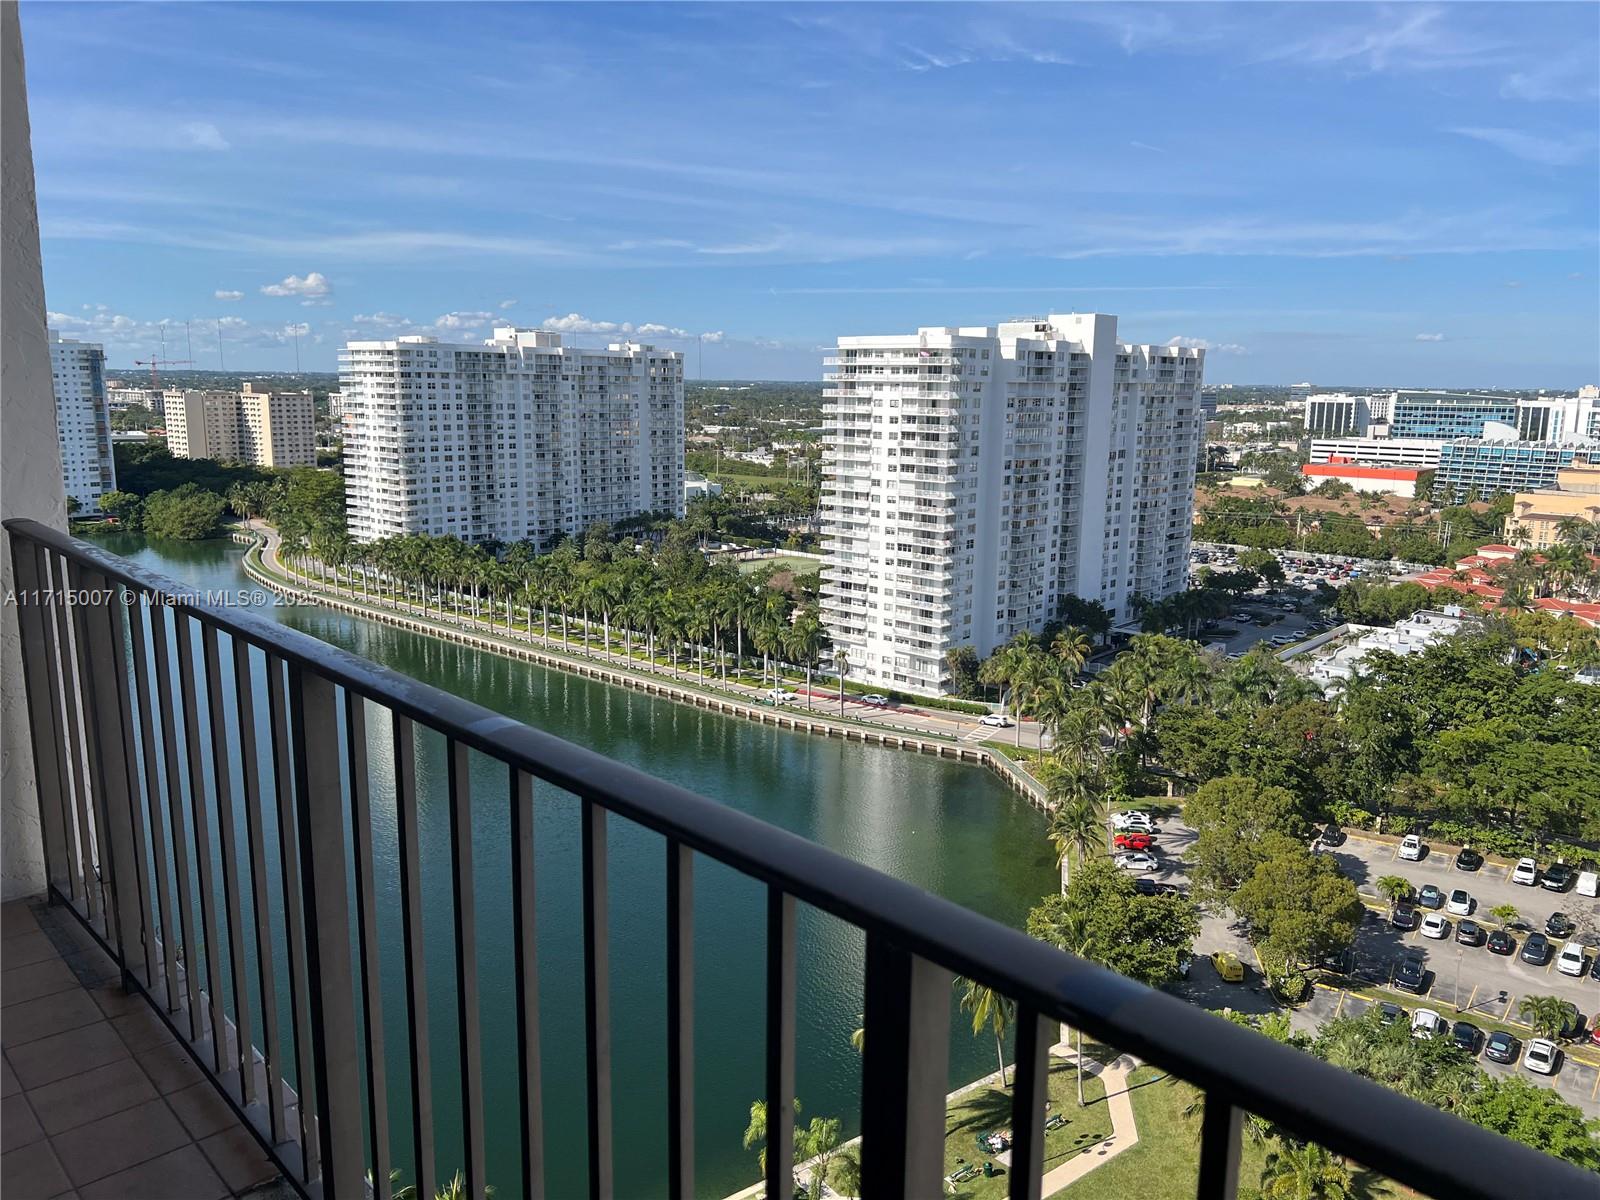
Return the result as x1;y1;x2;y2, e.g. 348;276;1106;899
132;354;193;390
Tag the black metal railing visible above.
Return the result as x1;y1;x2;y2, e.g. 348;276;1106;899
3;518;1588;1200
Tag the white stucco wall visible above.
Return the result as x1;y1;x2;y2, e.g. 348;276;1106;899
2;3;68;900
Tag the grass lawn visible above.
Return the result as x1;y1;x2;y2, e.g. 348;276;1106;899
1053;1068;1414;1200
735;553;824;575
944;1058;1112;1199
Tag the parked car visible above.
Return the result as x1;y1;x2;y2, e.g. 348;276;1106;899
1421;913;1451;940
1454;848;1483;872
1487;930;1516;956
1446;889;1472;916
1211;951;1245;983
1512;858;1539;886
1377;1002;1405;1027
1455;920;1485;947
1590;1018;1600;1049
979;712;1012;727
764;689;798;704
1545;912;1575;938
1577;869;1599;898
1391;903;1419;931
1114;833;1154;851
861;693;889;707
1417;884;1444;910
1542;862;1573;892
1523;1038;1560;1076
1111;811;1153;832
1132;878;1160;896
1316;825;1346;849
1116;852;1159;873
1557;943;1587;977
1410;1008;1446;1040
1393;951;1427;993
1484;1030;1521;1064
1520;932;1552;965
1398;835;1424;862
1451;1021;1482;1055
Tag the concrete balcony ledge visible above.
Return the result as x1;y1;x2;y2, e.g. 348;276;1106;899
1;899;287;1200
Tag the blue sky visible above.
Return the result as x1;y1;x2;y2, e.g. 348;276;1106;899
24;2;1599;384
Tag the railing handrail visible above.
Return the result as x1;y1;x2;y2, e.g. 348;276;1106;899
5;517;1590;1200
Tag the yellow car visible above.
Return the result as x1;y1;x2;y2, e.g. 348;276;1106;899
1211;951;1245;983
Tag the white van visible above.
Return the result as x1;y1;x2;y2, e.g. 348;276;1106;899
1576;870;1599;898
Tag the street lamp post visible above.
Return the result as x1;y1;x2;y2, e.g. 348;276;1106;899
1454;949;1464;1013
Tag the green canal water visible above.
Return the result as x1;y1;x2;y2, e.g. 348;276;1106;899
96;534;1056;1198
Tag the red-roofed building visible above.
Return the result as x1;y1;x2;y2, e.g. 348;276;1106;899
1300;461;1421;497
1412;545;1600;627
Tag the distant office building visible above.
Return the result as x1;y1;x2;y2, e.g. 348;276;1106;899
327;390;345;419
340;327;684;544
1514;393;1600;443
1506;461;1600;550
1309;437;1443;468
1304;393;1388;437
1388;391;1518;439
1435;440;1585;502
48;330;116;514
820;313;1203;694
163;383;316;467
1199;389;1219;421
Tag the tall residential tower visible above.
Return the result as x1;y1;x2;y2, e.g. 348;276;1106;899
340;327;684;544
820;313;1203;694
48;330;116;515
162;382;316;467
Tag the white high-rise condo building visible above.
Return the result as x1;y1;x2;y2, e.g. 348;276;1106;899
162;382;316;467
340;327;684;545
48;330;116;514
820;313;1203;695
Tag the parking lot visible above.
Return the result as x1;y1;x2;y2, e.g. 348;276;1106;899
1123;808;1600;1115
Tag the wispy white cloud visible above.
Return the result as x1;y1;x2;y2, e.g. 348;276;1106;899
1415;333;1446;342
181;121;229;150
261;271;330;297
498;298;518;309
1167;336;1247;354
1130;140;1167;154
1447;126;1593;166
214;289;243;301
1255;6;1508;75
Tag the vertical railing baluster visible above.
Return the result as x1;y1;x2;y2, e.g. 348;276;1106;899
202;624;254;1095
287;664;365;1199
233;636;288;1142
102;578;160;994
9;541;72;900
67;564;142;978
267;654;320;1183
764;888;795;1200
666;839;694;1200
150;601;202;1035
581;799;613;1200
859;936;952;1199
447;740;486;1200
127;589;180;1011
510;767;545;1200
346;693;392;1200
1007;1010;1050;1200
53;553;98;920
1196;1096;1242;1200
393;713;435;1200
173;611;227;1069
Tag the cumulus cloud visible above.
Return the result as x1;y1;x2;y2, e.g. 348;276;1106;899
432;310;496;330
498;298;518;309
182;121;229;151
214;289;244;301
46;307;318;353
538;313;716;341
699;331;725;344
1415;332;1446;342
351;312;412;327
1166;336;1247;353
260;271;331;298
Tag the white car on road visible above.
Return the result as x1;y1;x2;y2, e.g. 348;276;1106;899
979;712;1012;727
1512;858;1540;886
1116;852;1160;873
1523;1038;1560;1076
1557;943;1587;977
1420;913;1451;940
764;689;798;704
1112;811;1154;833
1398;835;1424;862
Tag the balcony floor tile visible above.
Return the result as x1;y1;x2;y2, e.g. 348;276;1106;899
0;900;286;1200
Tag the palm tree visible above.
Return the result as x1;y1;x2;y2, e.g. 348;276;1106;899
1374;875;1411;914
1259;1139;1354;1200
832;648;850;715
1488;903;1518;929
828;1150;861;1200
1518;994;1576;1040
955;977;1015;1088
1042;766;1104;888
849;1016;864;1054
786;609;824;710
742;1097;801;1178
1051;626;1092;675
